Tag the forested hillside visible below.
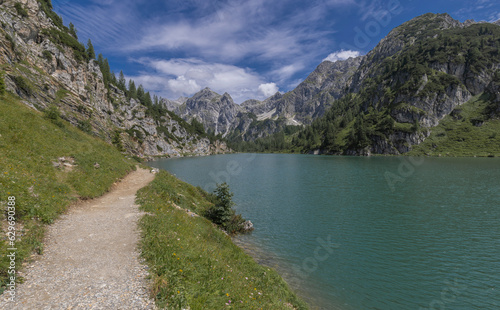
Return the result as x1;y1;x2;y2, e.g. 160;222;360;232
231;14;500;156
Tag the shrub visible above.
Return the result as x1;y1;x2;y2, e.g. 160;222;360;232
42;50;53;62
12;75;33;96
112;130;124;152
43;104;64;128
5;33;15;48
77;119;92;133
0;71;5;96
41;28;87;62
14;2;28;18
203;183;251;234
204;183;234;227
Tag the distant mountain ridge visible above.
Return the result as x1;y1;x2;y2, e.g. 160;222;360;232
174;13;500;155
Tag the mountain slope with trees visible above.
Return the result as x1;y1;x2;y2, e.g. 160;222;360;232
231;13;500;156
0;0;229;158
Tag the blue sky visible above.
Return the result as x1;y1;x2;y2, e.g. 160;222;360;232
52;0;500;103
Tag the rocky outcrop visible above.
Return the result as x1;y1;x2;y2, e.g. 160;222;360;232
173;56;363;141
336;13;500;155
174;88;243;137
0;0;230;157
265;56;364;124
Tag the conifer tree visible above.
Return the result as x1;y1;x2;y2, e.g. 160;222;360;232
110;71;117;86
137;85;145;103
69;22;78;39
103;59;111;82
127;80;137;99
42;0;53;9
97;53;104;69
118;71;126;91
86;39;95;60
97;54;111;87
143;91;153;107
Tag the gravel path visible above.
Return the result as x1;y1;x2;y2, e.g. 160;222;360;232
0;168;157;309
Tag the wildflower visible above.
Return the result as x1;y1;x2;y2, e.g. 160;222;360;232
179;269;183;272
226;293;229;296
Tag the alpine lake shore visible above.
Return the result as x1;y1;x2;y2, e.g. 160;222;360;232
0;93;307;309
2;87;499;309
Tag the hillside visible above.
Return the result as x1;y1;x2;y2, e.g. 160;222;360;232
0;0;230;158
0;91;137;289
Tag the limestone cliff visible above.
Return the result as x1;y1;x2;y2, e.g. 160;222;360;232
0;0;230;157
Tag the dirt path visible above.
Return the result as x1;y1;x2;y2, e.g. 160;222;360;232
0;168;156;309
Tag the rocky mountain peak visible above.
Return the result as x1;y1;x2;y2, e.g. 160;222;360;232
221;92;233;102
264;92;284;102
190;87;220;101
364;13;463;65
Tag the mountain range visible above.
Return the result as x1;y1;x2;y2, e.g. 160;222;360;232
1;0;499;157
171;13;500;156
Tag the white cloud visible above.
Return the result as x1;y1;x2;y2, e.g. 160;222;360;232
258;83;279;97
131;58;278;103
488;12;500;22
54;0;137;48
271;64;305;82
323;50;361;62
55;0;361;100
168;76;202;95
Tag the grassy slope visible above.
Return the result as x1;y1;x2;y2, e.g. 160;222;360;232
136;171;308;310
0;92;136;289
409;93;500;157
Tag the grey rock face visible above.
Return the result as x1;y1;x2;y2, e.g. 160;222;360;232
0;0;230;158
174;88;243;137
173;57;363;140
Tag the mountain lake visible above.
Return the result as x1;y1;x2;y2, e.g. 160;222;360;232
148;154;500;309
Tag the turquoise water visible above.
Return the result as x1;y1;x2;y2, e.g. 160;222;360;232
148;154;500;309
